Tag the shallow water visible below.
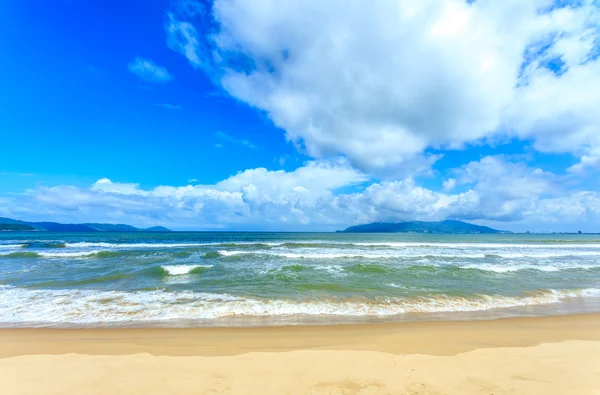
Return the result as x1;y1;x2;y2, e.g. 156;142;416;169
1;232;599;327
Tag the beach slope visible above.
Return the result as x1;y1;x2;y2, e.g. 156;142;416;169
2;314;600;394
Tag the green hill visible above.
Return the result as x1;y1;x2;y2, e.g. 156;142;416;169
0;223;36;231
84;223;170;232
0;217;171;232
338;220;509;234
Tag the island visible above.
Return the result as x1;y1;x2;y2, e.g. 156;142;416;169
0;217;171;232
337;219;509;234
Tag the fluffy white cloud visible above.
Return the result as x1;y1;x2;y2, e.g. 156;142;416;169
442;156;555;222
167;0;600;174
568;146;600;173
530;191;600;228
442;178;456;192
128;56;173;83
2;157;599;232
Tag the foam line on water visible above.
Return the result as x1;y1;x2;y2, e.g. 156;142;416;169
37;250;105;258
353;242;600;249
61;241;600;250
461;264;560;273
0;244;25;249
64;242;210;248
217;250;488;259
216;250;600;260
1;285;599;325
160;265;213;275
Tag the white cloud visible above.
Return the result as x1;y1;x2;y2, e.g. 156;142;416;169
567;146;600;173
167;0;600;175
529;191;600;230
443;156;556;222
442;178;456;191
128;56;173;83
166;13;203;69
3;157;599;232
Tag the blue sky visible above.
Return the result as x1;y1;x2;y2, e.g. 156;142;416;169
1;0;599;231
0;0;303;189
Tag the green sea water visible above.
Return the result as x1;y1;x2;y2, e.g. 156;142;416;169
1;232;600;327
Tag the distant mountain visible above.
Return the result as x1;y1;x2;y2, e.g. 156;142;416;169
0;217;171;232
0;223;36;231
83;223;170;232
338;220;509;234
144;226;171;232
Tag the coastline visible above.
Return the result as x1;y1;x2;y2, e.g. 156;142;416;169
2;292;600;329
3;231;600;393
2;314;600;394
3;313;600;358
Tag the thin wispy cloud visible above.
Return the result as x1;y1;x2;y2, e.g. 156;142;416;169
154;103;181;109
0;172;34;177
128;57;173;83
215;131;256;149
166;13;203;69
205;90;225;98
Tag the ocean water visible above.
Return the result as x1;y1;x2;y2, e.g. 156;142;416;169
1;232;600;327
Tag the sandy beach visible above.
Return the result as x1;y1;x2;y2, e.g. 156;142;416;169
2;314;600;394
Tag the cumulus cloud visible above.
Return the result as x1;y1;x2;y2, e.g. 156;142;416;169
530;191;600;229
128;56;174;83
567;146;600;173
167;0;600;174
443;156;556;222
442;178;456;192
2;157;598;232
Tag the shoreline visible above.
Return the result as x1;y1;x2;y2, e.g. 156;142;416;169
3;313;600;358
2;293;600;330
3;314;600;394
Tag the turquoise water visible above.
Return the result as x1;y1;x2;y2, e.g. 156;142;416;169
1;232;600;327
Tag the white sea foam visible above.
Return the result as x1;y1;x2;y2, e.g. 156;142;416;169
353;242;600;249
62;241;292;249
64;242;209;249
461;262;599;273
37;250;105;258
60;241;600;250
313;264;346;276
0;244;24;249
461;264;560;273
5;247;600;261
161;265;213;275
1;285;599;325
386;283;403;288
219;249;600;260
490;251;600;259
217;250;488;259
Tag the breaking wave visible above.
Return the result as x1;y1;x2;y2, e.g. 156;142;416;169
1;285;599;325
160;265;213;276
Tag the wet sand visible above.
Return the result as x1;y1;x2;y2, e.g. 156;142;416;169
2;314;600;394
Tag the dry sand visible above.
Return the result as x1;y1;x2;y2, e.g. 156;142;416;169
1;314;600;394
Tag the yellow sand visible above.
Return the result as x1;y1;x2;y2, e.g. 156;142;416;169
2;314;600;394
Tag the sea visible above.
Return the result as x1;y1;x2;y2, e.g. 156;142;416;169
1;232;600;328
